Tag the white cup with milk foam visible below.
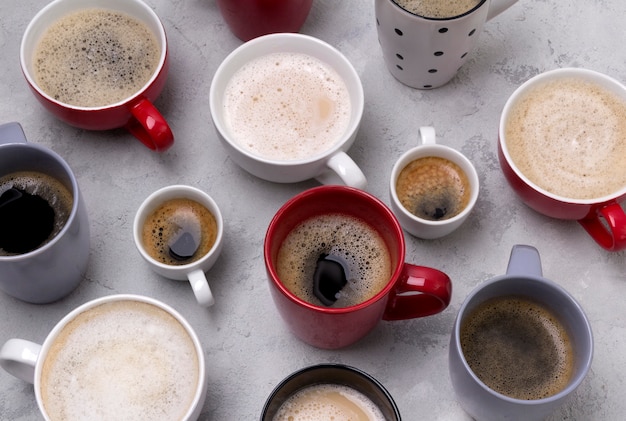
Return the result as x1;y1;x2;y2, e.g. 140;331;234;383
0;294;207;420
209;33;367;190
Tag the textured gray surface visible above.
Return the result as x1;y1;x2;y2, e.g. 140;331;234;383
1;0;625;419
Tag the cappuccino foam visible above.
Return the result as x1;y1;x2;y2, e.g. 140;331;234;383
276;213;392;307
34;8;160;107
505;77;626;200
40;300;200;420
223;52;351;161
394;0;481;18
273;383;386;421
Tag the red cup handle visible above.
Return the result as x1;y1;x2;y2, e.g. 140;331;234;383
126;97;174;152
382;263;452;321
578;202;626;251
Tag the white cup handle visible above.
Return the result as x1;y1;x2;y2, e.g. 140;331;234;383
0;338;41;383
188;269;215;307
418;126;437;145
316;151;367;190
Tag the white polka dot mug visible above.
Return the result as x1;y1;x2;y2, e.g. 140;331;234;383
375;0;519;89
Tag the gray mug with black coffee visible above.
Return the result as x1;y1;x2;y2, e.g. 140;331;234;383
448;245;593;421
0;122;90;303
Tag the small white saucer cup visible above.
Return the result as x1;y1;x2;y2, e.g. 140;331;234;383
390;127;479;239
133;185;224;307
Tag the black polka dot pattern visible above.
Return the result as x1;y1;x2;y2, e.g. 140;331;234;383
388;25;478;88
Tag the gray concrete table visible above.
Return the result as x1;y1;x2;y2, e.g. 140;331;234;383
1;0;624;419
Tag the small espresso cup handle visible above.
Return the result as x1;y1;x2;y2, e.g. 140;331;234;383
0;338;42;384
316;151;367;190
382;263;452;321
0;122;27;145
578;202;626;251
187;269;215;307
126;98;174;152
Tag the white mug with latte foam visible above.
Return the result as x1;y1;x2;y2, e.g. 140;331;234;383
390;126;479;239
209;33;367;189
133;185;224;307
0;294;207;420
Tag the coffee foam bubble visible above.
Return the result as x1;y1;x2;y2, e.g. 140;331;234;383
40;301;199;420
273;384;386;421
276;213;391;307
223;52;352;161
460;296;574;400
34;9;160;107
505;77;626;200
394;0;481;18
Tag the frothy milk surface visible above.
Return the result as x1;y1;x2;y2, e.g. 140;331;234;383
394;0;482;18
40;301;199;421
273;383;386;421
276;213;391;307
223;52;352;161
34;8;160;107
505;77;626;200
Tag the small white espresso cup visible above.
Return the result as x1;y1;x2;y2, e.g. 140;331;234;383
0;294;207;420
390;126;479;239
133;185;224;307
209;33;367;189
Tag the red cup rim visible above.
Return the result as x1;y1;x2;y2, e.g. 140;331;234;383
264;185;406;314
498;67;626;205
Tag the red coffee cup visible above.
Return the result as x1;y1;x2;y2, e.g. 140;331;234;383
498;68;626;251
264;185;452;349
20;0;173;152
217;0;314;42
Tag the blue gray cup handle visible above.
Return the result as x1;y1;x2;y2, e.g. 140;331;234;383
506;244;543;278
0;122;28;144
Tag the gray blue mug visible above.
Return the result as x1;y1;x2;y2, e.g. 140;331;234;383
0;122;90;303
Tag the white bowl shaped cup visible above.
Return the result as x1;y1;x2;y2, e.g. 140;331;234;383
390;126;479;239
133;185;224;307
209;33;367;189
0;294;207;421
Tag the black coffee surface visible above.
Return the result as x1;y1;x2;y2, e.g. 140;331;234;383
460;295;574;400
313;253;348;306
0;187;55;254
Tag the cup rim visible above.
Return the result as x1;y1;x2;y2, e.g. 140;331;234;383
390;143;479;226
453;275;594;404
209;32;365;166
260;363;401;420
132;184;224;272
388;0;488;21
264;185;406;314
19;0;168;111
498;67;626;205
0;142;80;261
33;293;206;421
